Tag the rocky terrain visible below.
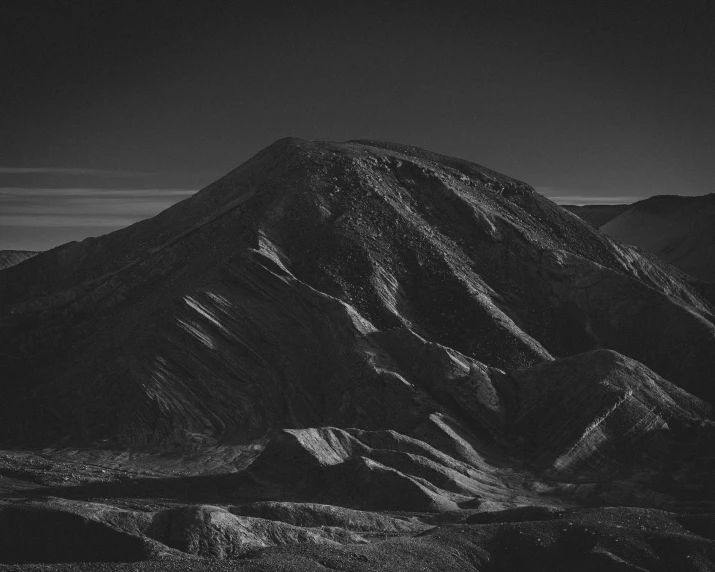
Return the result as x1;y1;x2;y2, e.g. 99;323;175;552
0;250;37;270
1;138;714;570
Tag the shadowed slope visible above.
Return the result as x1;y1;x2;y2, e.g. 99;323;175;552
511;350;711;478
561;204;630;227
601;194;715;282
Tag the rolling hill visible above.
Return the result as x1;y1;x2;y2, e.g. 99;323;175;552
601;194;715;282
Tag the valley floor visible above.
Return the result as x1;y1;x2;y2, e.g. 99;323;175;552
2;445;715;571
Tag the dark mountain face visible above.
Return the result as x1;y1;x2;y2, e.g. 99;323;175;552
0;138;713;447
600;194;715;282
1;139;715;569
564;195;715;283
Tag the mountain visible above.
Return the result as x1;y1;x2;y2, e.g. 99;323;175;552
0;250;38;270
563;195;715;283
560;204;629;227
2;137;714;446
1;138;714;569
600;194;715;282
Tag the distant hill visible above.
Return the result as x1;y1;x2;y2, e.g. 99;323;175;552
0;250;38;270
600;194;715;282
561;204;630;227
562;195;715;283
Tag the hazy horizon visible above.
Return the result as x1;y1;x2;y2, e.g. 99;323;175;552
2;1;713;250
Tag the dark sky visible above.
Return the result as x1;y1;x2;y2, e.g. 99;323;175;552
1;0;714;250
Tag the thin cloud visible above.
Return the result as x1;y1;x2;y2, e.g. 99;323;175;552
0;187;196;229
0;215;143;228
0;166;156;177
534;186;642;206
0;187;196;197
548;196;642;206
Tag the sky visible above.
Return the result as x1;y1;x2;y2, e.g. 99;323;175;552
1;0;714;251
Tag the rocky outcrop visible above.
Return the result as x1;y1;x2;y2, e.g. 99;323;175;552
510;350;711;479
235;349;712;510
246;427;475;512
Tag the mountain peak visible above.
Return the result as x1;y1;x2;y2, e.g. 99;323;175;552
1;139;713;448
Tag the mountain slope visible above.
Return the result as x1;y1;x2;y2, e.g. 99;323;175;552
600;194;715;282
560;204;629;227
0;250;38;270
0;138;714;450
